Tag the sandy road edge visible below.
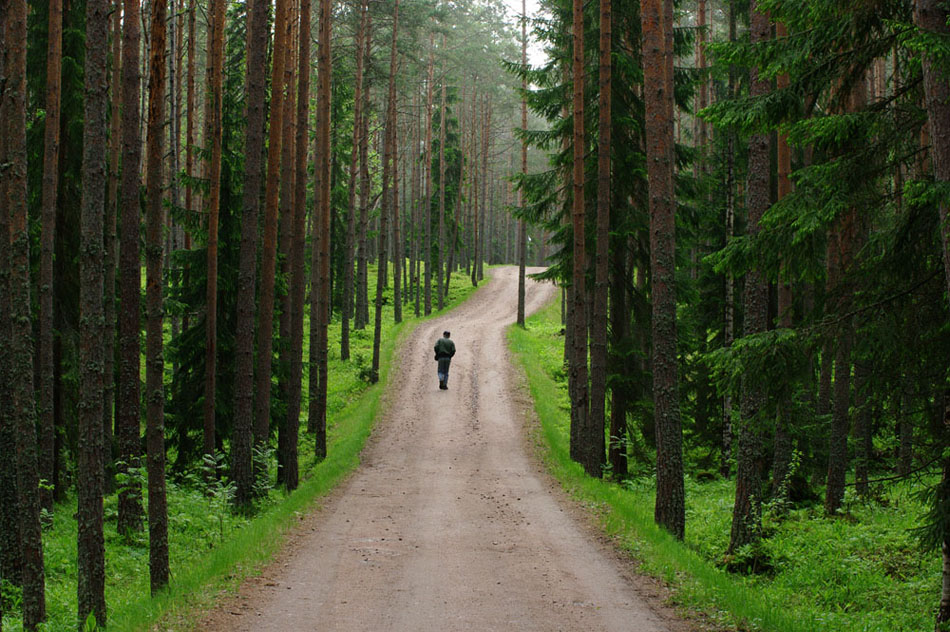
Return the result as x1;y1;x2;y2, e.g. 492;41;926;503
502;296;712;632
168;275;501;631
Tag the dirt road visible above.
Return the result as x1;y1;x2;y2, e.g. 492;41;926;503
200;267;684;631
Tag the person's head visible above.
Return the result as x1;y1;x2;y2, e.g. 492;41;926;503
443;331;451;338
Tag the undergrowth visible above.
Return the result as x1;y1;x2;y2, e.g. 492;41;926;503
508;297;938;632
1;262;481;632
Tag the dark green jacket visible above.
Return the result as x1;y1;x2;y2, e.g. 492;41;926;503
434;337;456;360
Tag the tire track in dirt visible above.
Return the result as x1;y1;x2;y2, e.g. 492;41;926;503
199;267;689;632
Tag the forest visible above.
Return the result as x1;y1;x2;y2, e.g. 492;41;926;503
2;0;950;629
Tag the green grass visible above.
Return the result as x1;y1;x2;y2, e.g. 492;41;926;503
507;298;938;632
2;262;481;632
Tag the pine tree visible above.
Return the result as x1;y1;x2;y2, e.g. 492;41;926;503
78;0;109;621
38;0;64;515
233;0;270;505
144;0;169;590
641;0;684;540
203;0;227;460
117;0;145;535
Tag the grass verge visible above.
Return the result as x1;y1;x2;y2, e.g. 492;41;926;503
2;264;481;632
507;297;937;632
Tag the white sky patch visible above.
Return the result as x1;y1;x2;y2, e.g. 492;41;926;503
502;0;549;68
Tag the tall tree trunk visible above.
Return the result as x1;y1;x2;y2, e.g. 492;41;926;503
233;0;270;505
568;0;589;469
284;0;311;491
39;0;64;514
342;0;369;357
5;0;46;624
608;241;628;478
390;26;403;323
102;0;121;495
410;92;421;316
254;0;291;459
729;0;770;555
185;0;196;245
853;364;871;497
203;0;226;460
276;0;298;486
771;23;793;501
356;41;373;330
517;1;527;325
0;16;23;585
478;98;491;283
118;0;144;535
78;0;109;621
587;0;611;478
641;0;684;539
309;0;333;457
437;41;447;311
912;11;950;620
424;38;435;315
824;73;866;516
720;0;738;479
915;0;950;306
144;0;169;590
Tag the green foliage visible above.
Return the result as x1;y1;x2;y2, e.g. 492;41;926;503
511;300;941;632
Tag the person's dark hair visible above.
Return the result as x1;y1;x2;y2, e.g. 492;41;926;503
443;331;450;337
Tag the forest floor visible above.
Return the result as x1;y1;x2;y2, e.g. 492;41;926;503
198;267;693;632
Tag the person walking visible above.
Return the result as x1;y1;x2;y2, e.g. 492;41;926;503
434;330;456;390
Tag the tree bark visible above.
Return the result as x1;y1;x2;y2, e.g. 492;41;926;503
568;0;590;472
78;0;109;621
390;18;403;323
517;2;527;326
233;0;270;506
356;36;373;330
203;0;227;460
102;0;120;496
587;0;611;477
729;0;771;555
309;0;333;457
254;0;291;458
915;0;950;306
424;38;435;315
437;40;447;311
277;0;298;486
117;0;144;535
39;0;64;514
5;0;46;624
285;0;312;491
144;0;170;589
641;0;684;539
342;0;369;358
